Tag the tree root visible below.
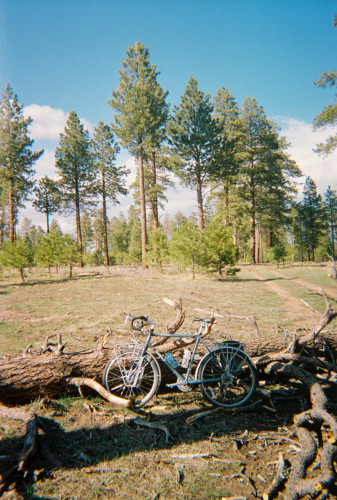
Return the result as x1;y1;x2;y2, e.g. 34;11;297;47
67;377;134;408
263;360;337;499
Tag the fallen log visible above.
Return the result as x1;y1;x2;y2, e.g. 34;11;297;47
1;290;337;404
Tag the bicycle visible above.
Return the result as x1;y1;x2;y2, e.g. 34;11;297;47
102;315;258;409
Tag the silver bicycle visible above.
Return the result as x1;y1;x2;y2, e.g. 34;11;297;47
103;315;258;408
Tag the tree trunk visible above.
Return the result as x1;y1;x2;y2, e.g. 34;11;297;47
151;151;159;232
224;181;229;226
0;205;4;247
102;180;109;267
9;181;15;243
46;212;50;233
196;171;204;233
138;142;148;268
249;173;256;264
75;185;83;268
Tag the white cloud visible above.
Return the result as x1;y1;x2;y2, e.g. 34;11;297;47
24;104;68;141
278;116;337;194
23;104;94;141
33;149;57;179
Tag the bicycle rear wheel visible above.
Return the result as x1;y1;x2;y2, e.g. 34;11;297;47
102;351;160;408
197;346;257;408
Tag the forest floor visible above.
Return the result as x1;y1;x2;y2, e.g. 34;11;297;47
1;262;337;499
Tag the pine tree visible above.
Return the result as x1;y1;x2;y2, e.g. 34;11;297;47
0;237;34;282
200;217;239;277
109;41;168;267
147;227;168;272
60;234;80;279
55;111;95;266
0;84;43;241
237;97;301;263
32;176;61;233
35;232;63;276
91;121;128;266
92;208;105;251
109;212;130;263
167;77;220;233
324;186;337;261
169;220;204;279
80;211;94;253
313;15;337;156
131;152;174;231
210;87;241;224
295;177;326;261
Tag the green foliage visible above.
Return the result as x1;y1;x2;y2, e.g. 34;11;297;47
267;245;287;266
91;121;129;265
109;41;169;267
80;211;94;252
0;237;34;282
147;227;169;272
61;234;81;278
169;220;204;279
109;212;130;262
55;111;94;212
109;41;168;154
294;177;327;261
0;84;43;241
84;248;105;266
55;110;94;265
200;217;239;276
324;186;337;260
313;18;337;158
167;77;220;232
126;217;142;264
236;97;301;262
34;231;65;274
32;176;61;233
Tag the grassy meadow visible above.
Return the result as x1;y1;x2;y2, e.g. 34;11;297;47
1;262;337;355
1;263;337;499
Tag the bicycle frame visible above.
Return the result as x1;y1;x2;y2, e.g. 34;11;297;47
103;315;258;409
133;321;245;388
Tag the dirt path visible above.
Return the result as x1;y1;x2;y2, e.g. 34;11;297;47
270;268;337;299
249;268;321;331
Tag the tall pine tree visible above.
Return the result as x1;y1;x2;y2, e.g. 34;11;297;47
91;121;128;266
210;87;241;225
237;97;300;263
0;84;43;241
295;177;326;261
55;111;94;266
109;41;168;267
168;77;219;233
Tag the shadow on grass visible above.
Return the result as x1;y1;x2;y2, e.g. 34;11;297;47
218;276;294;283
0;390;300;499
0;273;114;290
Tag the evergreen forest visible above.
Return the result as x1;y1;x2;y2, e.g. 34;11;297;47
1;40;337;280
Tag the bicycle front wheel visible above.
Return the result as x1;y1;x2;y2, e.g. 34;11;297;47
102;351;160;408
197;347;258;408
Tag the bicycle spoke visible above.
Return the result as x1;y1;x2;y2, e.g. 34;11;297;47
103;352;160;407
198;347;257;408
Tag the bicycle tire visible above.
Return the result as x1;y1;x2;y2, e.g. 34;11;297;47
196;346;258;408
102;351;160;408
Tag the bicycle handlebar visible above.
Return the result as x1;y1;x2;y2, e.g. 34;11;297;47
126;314;214;335
129;315;155;332
193;317;216;324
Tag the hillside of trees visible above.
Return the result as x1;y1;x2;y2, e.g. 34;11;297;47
1;41;337;279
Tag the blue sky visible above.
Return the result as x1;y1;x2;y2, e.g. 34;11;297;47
1;0;337;231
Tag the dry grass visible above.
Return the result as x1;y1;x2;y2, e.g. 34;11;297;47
1;262;337;499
